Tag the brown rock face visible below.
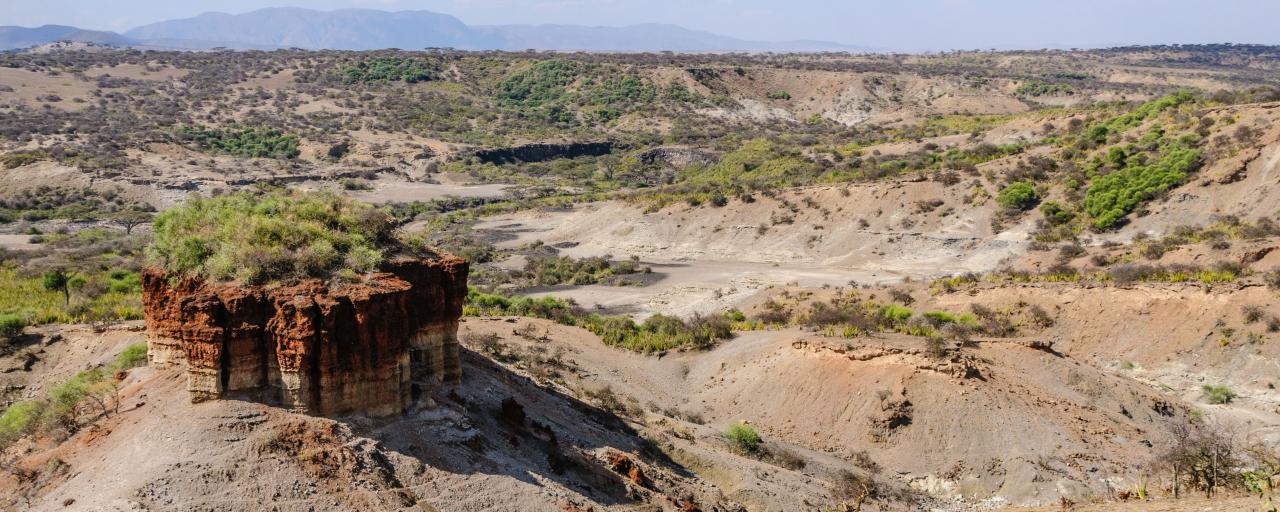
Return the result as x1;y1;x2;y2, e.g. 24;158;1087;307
141;255;468;416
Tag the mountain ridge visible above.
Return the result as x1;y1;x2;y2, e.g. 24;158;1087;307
1;7;868;52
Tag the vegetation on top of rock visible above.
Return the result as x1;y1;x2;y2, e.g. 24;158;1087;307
175;125;301;160
146;190;420;284
340;57;435;84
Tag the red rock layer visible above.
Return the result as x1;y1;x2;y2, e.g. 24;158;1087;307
141;255;468;416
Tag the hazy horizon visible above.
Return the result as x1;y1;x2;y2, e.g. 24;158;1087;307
3;0;1279;51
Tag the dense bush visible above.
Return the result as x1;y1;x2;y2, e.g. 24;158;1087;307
1039;201;1075;225
1016;81;1074;97
586;75;657;107
175;125;300;159
1084;142;1201;229
494;60;581;110
517;254;648;287
464;288;734;352
147;190;406;283
0;314;25;341
341;57;434;84
997;181;1040;210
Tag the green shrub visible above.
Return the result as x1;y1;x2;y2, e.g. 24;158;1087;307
147;190;401;283
879;304;914;324
175;125;300;159
1201;384;1236;404
0;343;142;448
0;314;25;340
1039;201;1075;225
1016;81;1074;97
586;75;657;106
111;343;148;371
341;57;434;84
41;369;106;429
1084;143;1201;229
923;311;976;328
1;150;49;169
464;288;733;352
494;60;581;110
0;400;42;444
725;421;761;453
997;182;1040;210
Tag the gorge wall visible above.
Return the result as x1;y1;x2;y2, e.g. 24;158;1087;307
472;141;614;164
140;255;468;417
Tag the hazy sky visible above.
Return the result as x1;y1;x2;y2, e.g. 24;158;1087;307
4;0;1277;51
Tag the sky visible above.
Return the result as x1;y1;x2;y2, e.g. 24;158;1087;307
3;0;1278;51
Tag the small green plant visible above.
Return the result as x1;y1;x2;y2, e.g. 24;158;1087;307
1245;471;1277;512
0;399;41;445
1201;384;1236;404
0;314;25;341
879;304;914;324
110;343;148;371
725;421;761;453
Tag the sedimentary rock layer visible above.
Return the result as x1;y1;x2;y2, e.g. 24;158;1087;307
141;255;468;416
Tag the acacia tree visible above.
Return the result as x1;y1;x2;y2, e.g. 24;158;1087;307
110;209;153;235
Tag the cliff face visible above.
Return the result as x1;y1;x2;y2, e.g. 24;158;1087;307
141;255;468;416
472;141;614;164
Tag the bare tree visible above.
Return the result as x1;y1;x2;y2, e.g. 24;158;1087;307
1157;418;1242;499
832;470;876;512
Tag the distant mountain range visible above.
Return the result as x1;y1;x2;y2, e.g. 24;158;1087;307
0;25;134;49
0;7;868;53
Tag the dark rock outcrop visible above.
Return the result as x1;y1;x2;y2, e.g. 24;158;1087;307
636;147;719;168
141;255;468;416
472;141;613;164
